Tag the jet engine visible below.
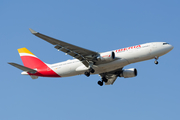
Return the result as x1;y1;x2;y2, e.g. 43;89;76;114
120;68;137;78
97;51;115;62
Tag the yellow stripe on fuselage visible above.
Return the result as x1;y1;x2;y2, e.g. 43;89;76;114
18;47;35;56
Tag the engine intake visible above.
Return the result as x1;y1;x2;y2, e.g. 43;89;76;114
97;51;115;62
120;68;137;78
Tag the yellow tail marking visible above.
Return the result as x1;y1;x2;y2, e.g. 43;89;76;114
18;47;35;55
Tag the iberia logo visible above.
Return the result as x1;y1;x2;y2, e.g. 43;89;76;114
116;45;141;53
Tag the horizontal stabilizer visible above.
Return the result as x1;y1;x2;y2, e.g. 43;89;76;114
8;62;37;74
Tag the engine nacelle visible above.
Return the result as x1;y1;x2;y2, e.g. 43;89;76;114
120;68;137;78
97;51;115;62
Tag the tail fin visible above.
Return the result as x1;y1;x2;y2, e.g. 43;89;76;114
9;47;60;77
18;48;47;69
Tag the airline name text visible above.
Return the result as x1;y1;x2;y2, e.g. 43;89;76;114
115;45;141;53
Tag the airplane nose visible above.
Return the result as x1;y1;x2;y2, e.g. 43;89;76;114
166;44;174;52
169;44;174;51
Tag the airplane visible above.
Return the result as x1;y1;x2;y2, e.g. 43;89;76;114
8;28;174;86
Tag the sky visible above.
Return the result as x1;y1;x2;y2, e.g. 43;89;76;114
1;0;180;120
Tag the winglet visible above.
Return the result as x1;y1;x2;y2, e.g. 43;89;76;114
29;28;38;34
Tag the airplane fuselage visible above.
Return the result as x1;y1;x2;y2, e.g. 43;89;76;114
9;28;174;86
43;42;173;77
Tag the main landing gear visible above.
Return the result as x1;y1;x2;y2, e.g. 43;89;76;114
84;68;95;77
97;81;103;86
97;77;108;86
84;71;90;77
154;56;159;65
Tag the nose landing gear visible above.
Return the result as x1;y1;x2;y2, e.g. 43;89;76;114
154;56;159;65
154;61;158;65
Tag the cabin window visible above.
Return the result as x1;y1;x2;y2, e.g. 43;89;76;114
163;43;169;45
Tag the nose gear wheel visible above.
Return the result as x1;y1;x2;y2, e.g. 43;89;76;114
154;56;159;65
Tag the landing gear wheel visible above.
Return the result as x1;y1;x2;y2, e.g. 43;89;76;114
102;77;108;82
154;56;159;65
98;81;103;86
84;71;90;77
89;68;95;73
154;61;158;65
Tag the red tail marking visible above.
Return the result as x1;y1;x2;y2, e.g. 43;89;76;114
20;56;60;77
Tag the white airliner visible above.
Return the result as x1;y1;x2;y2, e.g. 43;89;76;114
9;29;174;86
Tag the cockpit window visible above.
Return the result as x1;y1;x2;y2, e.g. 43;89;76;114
163;43;169;45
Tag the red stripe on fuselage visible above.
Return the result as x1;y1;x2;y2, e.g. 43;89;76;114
21;56;60;77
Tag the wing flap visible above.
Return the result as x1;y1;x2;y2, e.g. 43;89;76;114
54;45;89;67
99;68;123;85
104;74;118;85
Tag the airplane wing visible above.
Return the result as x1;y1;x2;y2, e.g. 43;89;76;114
29;28;98;67
99;68;123;85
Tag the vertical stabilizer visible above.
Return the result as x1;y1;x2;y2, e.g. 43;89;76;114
18;48;47;69
17;48;60;77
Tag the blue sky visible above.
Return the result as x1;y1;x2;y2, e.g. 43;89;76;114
1;0;180;120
